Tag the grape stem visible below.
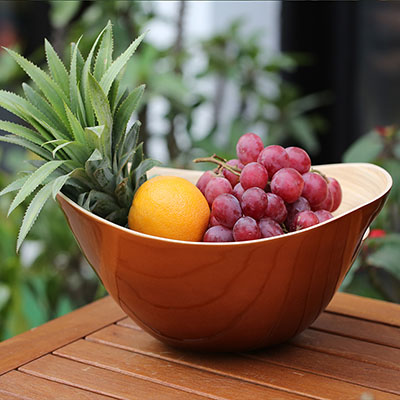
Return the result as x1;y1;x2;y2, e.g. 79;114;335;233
193;155;241;176
310;168;329;183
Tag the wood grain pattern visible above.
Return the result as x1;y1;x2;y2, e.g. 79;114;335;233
0;296;124;376
0;370;112;399
55;339;308;400
311;311;400;349
247;345;400;395
290;329;400;370
87;324;396;400
326;292;400;327
20;355;208;400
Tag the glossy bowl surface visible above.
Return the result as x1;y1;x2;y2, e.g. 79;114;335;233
57;163;392;351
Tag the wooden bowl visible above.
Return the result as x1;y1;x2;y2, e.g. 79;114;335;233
57;163;392;351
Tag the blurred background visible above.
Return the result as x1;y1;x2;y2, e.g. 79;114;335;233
0;0;399;341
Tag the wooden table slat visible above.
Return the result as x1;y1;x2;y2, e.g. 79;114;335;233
20;354;208;400
87;324;396;400
289;328;400;370
0;296;125;376
55;339;308;400
326;292;400;327
310;311;400;349
0;370;113;400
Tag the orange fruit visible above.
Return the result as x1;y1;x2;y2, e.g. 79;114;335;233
128;175;210;241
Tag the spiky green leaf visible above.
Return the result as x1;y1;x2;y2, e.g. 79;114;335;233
52;173;71;199
23;83;68;136
100;32;145;96
70;36;86;124
0;120;44;146
85;125;104;151
0;175;29;197
8;160;65;216
64;102;87;146
94;21;113;81
0;135;53;161
16;181;54;251
81;25;108;127
113;84;144;154
45;38;70;97
131;158;161;193
87;73;112;160
4;47;69;128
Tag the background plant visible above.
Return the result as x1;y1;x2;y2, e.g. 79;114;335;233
341;126;400;303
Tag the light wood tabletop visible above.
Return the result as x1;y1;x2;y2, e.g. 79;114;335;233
0;292;399;399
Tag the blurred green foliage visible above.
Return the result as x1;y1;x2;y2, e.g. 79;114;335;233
341;126;400;303
0;0;328;340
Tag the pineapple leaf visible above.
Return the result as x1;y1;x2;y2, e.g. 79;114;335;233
45;38;70;97
16;180;54;251
93;164;116;193
52;140;73;158
94;21;113;81
0;135;53;161
81;25;108;127
64;102;87;146
113;84;145;154
0;90;70;143
114;177;132;209
132;158;161;193
23;83;68;135
51;172;72;199
4;47;69;128
0;175;29;197
8;160;65;216
70;36;86;125
0;120;44;146
87;73;112;160
70;42;85;81
100;32;145;96
84;190;120;217
85;125;104;151
116;120;140;170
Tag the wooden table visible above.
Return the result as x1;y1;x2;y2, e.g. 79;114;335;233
0;292;399;399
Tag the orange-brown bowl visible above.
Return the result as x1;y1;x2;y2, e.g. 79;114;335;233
57;163;392;351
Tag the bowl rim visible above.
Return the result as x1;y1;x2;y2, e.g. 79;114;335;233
57;162;392;247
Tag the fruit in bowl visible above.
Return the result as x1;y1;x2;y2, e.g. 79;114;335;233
0;23;392;351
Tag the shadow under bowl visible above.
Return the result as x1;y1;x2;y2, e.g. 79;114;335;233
57;163;392;351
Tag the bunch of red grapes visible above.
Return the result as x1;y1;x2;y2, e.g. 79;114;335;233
196;133;342;242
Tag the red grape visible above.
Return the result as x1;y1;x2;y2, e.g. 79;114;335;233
271;168;304;204
196;170;216;195
314;188;333;211
286;146;311;174
223;159;242;187
302;172;328;208
258;217;284;238
204;177;232;206
209;214;219;227
328;177;342;212
211;193;242;228
233;216;261;241
203;226;234;242
295;210;319;230
264;193;287;224
315;209;333;223
257;145;289;177
236;133;264;165
241;187;268;220
285;196;311;231
240;162;268;190
232;182;245;202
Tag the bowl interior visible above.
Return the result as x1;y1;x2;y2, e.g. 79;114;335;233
148;163;392;219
